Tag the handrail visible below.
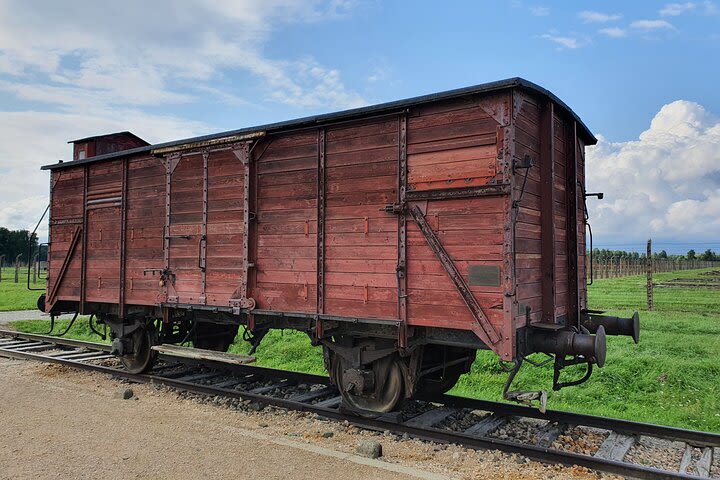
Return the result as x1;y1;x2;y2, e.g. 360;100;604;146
26;204;50;291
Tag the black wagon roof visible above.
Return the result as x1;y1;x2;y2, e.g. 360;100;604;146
67;131;150;145
42;77;596;171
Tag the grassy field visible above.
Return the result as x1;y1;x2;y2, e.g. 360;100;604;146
0;267;46;311
7;268;720;431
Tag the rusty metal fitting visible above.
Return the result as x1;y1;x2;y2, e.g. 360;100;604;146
581;311;639;344
529;326;606;368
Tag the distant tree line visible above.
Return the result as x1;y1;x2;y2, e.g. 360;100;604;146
589;248;719;262
0;228;46;265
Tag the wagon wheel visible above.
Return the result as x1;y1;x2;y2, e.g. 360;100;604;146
332;356;404;414
120;323;158;374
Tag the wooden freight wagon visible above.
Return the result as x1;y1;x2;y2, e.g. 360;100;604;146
39;78;639;412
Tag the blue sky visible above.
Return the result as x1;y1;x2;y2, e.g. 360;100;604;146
0;0;718;253
201;0;720;142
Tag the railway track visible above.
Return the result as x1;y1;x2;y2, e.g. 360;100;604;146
1;329;717;480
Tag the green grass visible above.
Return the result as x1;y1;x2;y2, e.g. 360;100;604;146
229;330;326;375
10;317;110;343
10;267;720;431
451;309;720;431
458;268;720;431
588;268;720;314
0;267;46;311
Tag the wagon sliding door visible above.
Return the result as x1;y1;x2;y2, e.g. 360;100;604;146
167;153;205;304
324;118;399;319
252;132;318;312
165;148;252;307
84;162;123;305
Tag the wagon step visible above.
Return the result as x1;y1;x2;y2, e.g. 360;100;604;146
151;344;256;366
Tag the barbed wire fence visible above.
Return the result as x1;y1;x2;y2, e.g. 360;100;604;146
590;257;719;279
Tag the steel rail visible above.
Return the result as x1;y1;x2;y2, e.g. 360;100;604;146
0;330;715;480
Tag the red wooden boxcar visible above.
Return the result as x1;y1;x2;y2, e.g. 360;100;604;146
39;78;638;412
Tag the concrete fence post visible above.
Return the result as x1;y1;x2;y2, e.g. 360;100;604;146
646;239;653;311
32;253;38;284
14;253;22;283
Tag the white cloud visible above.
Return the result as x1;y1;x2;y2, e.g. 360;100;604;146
0;109;209;240
660;2;697;16
530;6;550;16
704;0;720;14
0;1;364;111
586;101;720;244
579;11;622;23
630;19;677;30
599;27;628;38
0;1;366;237
265;58;365;108
541;33;586;49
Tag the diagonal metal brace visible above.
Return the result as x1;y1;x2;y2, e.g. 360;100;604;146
408;204;501;346
46;225;82;308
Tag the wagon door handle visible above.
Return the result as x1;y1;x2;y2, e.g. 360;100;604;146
381;203;404;215
198;235;207;270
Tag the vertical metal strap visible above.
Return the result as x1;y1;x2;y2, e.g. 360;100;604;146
46;173;54;297
566;121;579;325
227;141;256;310
119;158;128;319
163;156;172;273
540;101;556;323
316;128;326;339
250;142;261;309
79;166;89;314
199;150;209;304
241;143;251;303
646;239;653;311
163;153;180;303
398;114;408;347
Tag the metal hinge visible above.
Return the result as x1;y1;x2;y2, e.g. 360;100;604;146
396;261;406;279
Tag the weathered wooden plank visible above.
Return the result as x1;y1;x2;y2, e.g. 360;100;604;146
327;175;396;194
257;155;317;174
594;432;635;461
324;285;396;302
405;408;456;427
327;118;397;141
409;105;492;130
325;132;397;155
325;191;395;208
323;297;397;319
464;415;509;436
535;421;568;448
407;134;496;156
325;147;397;168
257;143;318;163
696;447;713;477
288;386;336;403
679;444;693;474
409;158;495;182
408;117;498;145
152;344;255;365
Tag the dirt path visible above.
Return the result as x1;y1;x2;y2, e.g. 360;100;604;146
0;310;74;326
0;358;611;480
